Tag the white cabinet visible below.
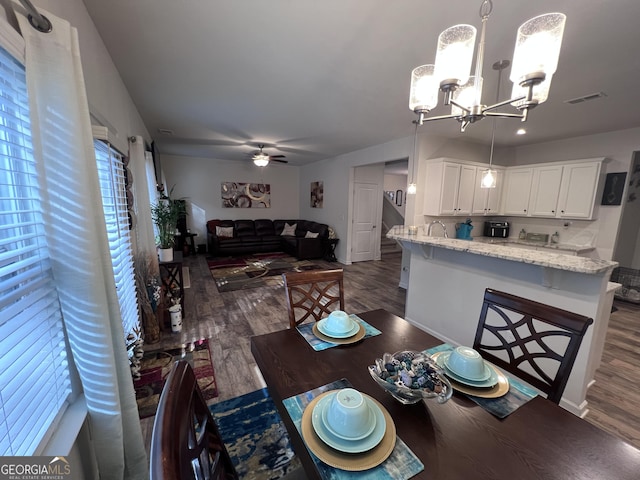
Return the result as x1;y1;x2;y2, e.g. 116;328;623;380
472;168;504;215
529;165;563;216
556;162;601;219
423;160;477;216
502;168;533;215
501;160;602;220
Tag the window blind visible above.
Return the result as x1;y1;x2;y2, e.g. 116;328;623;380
0;46;71;455
94;140;140;341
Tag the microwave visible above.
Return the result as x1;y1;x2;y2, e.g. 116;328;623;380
484;221;510;238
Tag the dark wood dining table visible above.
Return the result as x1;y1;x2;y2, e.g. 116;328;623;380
250;309;640;479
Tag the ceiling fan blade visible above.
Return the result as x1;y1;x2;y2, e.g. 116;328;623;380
271;158;288;164
269;155;286;159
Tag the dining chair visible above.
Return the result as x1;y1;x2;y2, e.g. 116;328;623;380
150;360;238;480
473;288;594;404
282;268;345;328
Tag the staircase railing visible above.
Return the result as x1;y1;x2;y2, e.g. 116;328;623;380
382;194;404;234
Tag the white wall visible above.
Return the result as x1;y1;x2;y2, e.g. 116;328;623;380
299;136;413;263
161;155;300;245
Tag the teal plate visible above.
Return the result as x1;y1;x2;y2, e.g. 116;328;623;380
311;393;386;453
437;353;498;388
316;319;359;339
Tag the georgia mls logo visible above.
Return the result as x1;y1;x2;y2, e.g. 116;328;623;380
0;456;71;479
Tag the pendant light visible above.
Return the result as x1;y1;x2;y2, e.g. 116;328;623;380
481;60;509;189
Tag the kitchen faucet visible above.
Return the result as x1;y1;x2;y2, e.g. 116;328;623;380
427;220;448;238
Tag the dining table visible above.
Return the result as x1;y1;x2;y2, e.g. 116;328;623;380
250;309;640;479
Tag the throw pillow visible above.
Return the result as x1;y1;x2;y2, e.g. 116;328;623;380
304;231;319;238
281;222;297;236
216;226;234;238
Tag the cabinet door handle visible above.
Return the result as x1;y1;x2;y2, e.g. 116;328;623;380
561;210;565;213
552;210;555;213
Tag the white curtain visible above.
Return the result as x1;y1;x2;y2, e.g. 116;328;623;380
128;135;158;258
13;5;147;479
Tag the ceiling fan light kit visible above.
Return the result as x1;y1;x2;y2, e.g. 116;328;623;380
409;0;566;132
251;144;287;166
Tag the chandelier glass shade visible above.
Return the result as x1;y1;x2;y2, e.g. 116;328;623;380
409;0;566;132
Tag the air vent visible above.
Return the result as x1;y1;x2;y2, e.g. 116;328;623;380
157;128;174;135
564;92;607;105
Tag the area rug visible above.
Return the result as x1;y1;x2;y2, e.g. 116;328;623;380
209;388;301;480
133;338;218;419
207;253;323;292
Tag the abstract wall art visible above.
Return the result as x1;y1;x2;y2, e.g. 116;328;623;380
310;181;323;208
221;182;271;208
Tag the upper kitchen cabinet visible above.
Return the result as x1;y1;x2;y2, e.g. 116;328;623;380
556;161;602;219
423;159;477;216
503;159;604;220
529;164;564;216
502;167;534;215
472;167;505;215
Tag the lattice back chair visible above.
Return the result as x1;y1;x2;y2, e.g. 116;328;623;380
282;269;345;328
473;288;593;404
150;360;238;480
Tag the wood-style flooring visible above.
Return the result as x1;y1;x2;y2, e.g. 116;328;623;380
139;250;640;457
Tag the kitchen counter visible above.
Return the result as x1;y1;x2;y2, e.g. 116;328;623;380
388;228;618;418
386;230;615;275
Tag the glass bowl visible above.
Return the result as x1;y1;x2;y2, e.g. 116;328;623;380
368;350;453;405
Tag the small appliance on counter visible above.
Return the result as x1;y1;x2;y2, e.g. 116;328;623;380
455;218;474;240
484;221;510;238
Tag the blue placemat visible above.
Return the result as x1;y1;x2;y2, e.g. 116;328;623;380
424;344;538;418
297;314;382;351
283;379;425;480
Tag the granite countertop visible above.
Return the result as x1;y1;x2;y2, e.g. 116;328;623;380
387;230;617;275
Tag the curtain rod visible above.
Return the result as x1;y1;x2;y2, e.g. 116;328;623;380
18;0;52;33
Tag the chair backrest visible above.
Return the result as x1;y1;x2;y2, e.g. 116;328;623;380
282;269;345;328
473;288;593;404
150;360;238;480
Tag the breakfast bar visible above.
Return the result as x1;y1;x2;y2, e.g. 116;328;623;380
387;228;619;416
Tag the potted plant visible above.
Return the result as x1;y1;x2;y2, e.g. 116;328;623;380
151;191;185;262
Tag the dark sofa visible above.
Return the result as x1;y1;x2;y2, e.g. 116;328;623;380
206;219;329;260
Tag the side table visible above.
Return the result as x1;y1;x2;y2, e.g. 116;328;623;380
324;238;339;262
159;251;185;330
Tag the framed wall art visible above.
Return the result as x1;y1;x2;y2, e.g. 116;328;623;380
221;182;271;208
311;181;323;208
601;172;626;206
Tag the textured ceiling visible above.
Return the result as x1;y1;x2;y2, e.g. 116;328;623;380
81;0;640;166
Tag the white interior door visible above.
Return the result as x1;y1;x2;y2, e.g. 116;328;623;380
352;182;378;262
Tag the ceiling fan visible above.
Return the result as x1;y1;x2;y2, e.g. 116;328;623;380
251;144;288;166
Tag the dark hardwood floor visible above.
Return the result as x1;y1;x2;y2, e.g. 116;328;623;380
139;250;640;456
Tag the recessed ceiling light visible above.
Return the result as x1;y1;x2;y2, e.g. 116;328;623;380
158;128;174;135
516;128;526;135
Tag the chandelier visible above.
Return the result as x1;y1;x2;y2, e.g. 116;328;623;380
409;0;566;132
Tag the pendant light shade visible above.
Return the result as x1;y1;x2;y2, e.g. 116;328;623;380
409;64;439;113
510;13;566;90
480;169;497;188
434;24;477;89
